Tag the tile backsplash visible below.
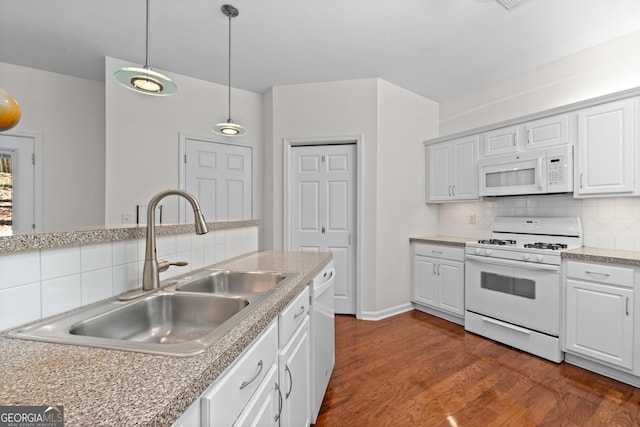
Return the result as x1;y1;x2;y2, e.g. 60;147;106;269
0;226;259;331
438;194;640;250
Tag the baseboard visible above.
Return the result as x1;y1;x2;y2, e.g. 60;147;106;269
564;353;640;388
359;303;414;321
412;303;464;326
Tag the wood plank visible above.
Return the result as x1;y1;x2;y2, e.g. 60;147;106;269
314;311;640;426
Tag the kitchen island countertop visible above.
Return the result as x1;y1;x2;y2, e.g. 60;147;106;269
0;250;332;427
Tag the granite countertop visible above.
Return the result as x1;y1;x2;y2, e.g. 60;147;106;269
409;235;476;247
0;250;332;426
562;246;640;267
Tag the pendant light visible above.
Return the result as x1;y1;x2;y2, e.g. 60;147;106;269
0;88;21;131
213;4;247;136
114;0;177;95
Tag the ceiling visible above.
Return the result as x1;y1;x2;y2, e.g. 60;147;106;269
2;0;640;102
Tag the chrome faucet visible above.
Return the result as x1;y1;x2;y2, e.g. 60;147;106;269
142;189;209;291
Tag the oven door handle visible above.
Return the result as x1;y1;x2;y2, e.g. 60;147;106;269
465;254;560;272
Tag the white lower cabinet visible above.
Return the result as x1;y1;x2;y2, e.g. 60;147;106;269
564;260;637;379
278;287;311;427
172;286;315;427
201;320;279;427
411;242;465;324
234;364;280;427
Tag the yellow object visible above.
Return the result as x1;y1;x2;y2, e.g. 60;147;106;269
0;88;21;131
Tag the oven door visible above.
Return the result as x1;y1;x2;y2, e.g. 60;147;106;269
465;254;560;336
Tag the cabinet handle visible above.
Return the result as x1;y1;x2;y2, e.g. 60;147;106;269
448;185;452;196
452;185;456;196
431;250;443;255
275;382;283;421
285;365;293;398
513;133;517;146
527;129;531;144
437;264;441;276
293;305;305;319
580;173;583;189
433;264;436;275
626;297;629;316
239;360;263;390
585;271;611;279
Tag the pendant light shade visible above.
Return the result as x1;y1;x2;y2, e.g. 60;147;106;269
114;0;177;96
213;4;247;136
0;88;21;132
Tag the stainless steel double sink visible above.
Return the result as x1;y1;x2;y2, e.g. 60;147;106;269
7;269;296;357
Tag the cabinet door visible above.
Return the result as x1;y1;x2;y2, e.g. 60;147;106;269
482;125;522;157
524;114;572;149
438;261;465;316
413;255;437;306
576;98;636;196
452;136;479;200
278;317;310;427
426;142;452;202
565;279;634;369
234;365;280;427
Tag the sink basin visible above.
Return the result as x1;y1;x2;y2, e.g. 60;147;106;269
8;267;298;357
7;292;257;357
69;293;248;344
176;270;292;296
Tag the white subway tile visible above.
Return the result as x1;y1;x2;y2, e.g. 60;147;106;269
41;246;81;281
0;251;40;290
42;274;81;317
81;268;113;305
0;283;41;331
157;234;177;258
113;263;139;295
81;242;112;272
113;239;138;266
176;234;192;253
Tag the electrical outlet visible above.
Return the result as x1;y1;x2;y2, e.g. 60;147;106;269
121;213;133;224
469;214;476;224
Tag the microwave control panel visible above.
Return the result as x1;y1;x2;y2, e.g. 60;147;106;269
547;156;565;186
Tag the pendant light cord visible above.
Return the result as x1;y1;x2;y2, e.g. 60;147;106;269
227;12;232;122
144;0;151;69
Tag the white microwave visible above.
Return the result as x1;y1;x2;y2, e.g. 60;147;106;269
478;146;573;196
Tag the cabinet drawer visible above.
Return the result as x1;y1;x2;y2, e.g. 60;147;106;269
201;320;278;427
279;287;310;347
414;243;464;262
566;261;634;287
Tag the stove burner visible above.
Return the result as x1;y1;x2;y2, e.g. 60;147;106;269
477;239;517;246
524;242;568;250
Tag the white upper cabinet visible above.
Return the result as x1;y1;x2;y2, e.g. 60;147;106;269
481;125;522;157
426;136;479;203
524;113;573;149
575;98;639;197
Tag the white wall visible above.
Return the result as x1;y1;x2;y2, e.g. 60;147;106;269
266;78;438;316
0;62;105;232
376;80;439;312
105;57;264;226
440;30;640;134
436;30;640;251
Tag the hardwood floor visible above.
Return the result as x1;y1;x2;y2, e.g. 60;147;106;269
314;311;640;426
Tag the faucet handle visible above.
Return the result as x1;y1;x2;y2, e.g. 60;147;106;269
157;260;189;273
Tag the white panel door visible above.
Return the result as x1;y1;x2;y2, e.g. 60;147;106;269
291;144;357;314
184;138;252;222
0;134;35;235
